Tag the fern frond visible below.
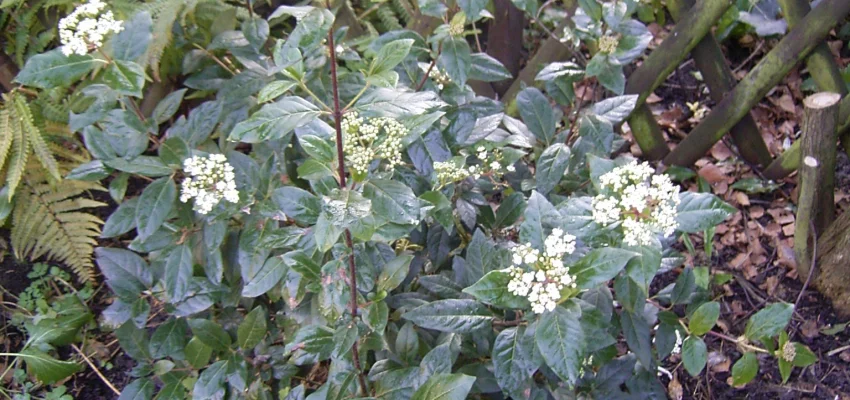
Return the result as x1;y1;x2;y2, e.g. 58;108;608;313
11;166;106;283
376;6;403;31
0;108;12;170
144;0;183;81
390;0;413;23
5;111;29;199
12;94;61;181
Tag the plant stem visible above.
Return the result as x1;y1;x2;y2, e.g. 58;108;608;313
704;331;770;354
326;20;369;397
415;43;442;92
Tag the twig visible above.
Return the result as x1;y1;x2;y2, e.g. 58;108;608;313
325;8;369;396
71;344;121;396
795;220;818;309
416;43;442;91
826;344;850;357
705;330;769;354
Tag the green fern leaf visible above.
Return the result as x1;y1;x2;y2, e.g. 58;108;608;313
11;166;106;282
13;94;61;181
6;112;29;199
0;107;12;170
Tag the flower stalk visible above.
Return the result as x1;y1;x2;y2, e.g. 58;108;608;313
326;23;369;396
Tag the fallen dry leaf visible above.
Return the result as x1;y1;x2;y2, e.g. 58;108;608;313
668;377;684;400
801;319;819;340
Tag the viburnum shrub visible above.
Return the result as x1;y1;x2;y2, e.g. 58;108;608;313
5;0;816;398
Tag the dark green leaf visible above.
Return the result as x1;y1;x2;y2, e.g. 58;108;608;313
516;87;556;144
625;244;662;294
164;245;192;303
572;248;637;289
229;96;321;143
586;53;625;94
237;306;267;349
377;255;414;292
745;303;793;341
535;143;570;195
184;337;212;369
395;322;419;362
95;248;152;300
493;326;538;398
689;302;720;336
242;17;269;50
676;192;736;233
192;360;228;398
731;352;758;386
332;323;359;359
363;180;421;226
149;318;188;359
682;335;707;376
102;60;146;97
591;95;638;124
135;177;176;241
370;39;414;76
402;299;493;333
242;256;286;298
18;349;81;384
535;302;584;385
620;309;653;369
15;49;101;89
157;137;189;168
116;322;151;361
101;197;138;238
188;319;232;351
463;269;529;309
118;378;154;400
519;191;560;250
285;325;334;365
438;37;472;86
112;11;152;62
469;53;512;82
411;373;475;400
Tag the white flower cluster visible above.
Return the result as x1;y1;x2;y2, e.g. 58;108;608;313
598;35;620;54
58;0;123;56
180;154;239;214
506;229;578;313
337;112;406;175
591;161;680;246
434;160;471;187
475;146;515;175
419;63;452;90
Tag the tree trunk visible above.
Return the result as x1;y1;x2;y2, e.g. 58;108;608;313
794;92;839;283
812;210;850;317
486;0;525;96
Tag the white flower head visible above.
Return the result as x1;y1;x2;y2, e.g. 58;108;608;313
59;0;123;56
506;229;578;314
336;111;408;176
591;161;680;246
180;154;239;214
